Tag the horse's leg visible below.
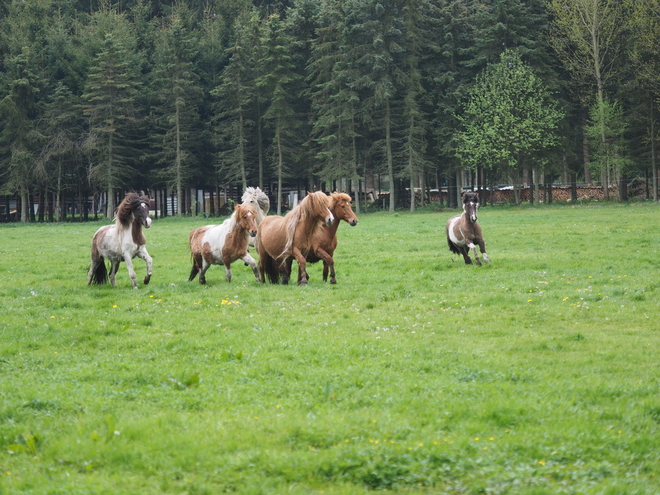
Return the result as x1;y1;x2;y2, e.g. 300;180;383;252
281;258;292;285
314;247;335;284
136;246;152;285
109;260;121;287
467;242;482;266
479;239;489;264
291;248;309;285
241;252;260;282
460;245;473;265
87;258;99;285
122;254;139;288
199;259;210;285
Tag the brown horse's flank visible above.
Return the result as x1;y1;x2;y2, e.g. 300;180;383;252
306;192;358;283
446;191;489;266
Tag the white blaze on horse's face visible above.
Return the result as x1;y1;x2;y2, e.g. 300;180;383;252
140;202;152;228
463;200;478;223
326;208;334;226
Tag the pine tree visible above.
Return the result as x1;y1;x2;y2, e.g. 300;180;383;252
82;30;142;218
256;13;301;214
151;9;203;216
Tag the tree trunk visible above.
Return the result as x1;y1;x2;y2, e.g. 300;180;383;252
385;100;395;212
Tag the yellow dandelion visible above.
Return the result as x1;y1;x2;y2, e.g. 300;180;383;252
50;316;56;319
474;437;480;441
538;460;546;466
221;300;228;305
562;297;569;301
149;295;154;298
483;447;488;450
528;299;533;302
112;305;118;308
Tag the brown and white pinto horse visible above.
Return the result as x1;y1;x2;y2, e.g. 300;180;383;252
305;192;358;284
257;191;334;285
446;191;489;265
188;202;260;284
88;192;153;288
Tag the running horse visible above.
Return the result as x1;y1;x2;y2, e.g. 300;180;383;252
305;192;358;284
188;187;269;284
257;191;334;285
87;191;153;288
188;202;260;284
446;191;489;265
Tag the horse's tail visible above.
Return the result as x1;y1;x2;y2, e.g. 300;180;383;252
90;256;108;285
188;262;199;281
262;251;281;284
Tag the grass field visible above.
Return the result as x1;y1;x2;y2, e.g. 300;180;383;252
1;203;659;494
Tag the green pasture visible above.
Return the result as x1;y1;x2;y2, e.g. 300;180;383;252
1;203;659;494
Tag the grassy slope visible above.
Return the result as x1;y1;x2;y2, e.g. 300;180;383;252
0;204;659;494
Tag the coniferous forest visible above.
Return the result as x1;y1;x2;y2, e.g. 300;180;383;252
1;0;659;221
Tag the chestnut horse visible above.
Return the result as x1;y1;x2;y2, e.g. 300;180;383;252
257;191;334;285
305;192;358;284
446;191;489;265
188;202;260;284
87;191;153;288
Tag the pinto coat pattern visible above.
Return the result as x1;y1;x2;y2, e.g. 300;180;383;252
446;191;489;266
87;192;153;288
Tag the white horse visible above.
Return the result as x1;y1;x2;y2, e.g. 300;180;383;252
88;192;153;288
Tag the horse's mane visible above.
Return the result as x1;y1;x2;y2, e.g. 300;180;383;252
228;203;255;232
330;192;352;207
280;191;329;257
115;193;142;227
242;187;270;222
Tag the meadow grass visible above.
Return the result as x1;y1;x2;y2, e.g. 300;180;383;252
1;203;659;494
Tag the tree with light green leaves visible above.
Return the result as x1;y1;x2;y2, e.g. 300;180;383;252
456;50;564;204
585;97;630;200
547;0;628;200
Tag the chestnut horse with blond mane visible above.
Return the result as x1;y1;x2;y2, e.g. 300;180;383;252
305;192;358;284
257;191;334;285
87;191;153;289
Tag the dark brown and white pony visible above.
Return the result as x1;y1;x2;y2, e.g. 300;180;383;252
446;191;489;265
88;192;153;288
305;192;358;284
188;202;260;284
257;191;334;285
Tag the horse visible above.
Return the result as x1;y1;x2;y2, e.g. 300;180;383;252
241;186;270;247
257;191;334;285
87;191;153;288
188;202;260;284
305;192;358;284
446;191;489;266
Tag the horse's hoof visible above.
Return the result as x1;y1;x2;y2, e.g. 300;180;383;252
330;280;337;284
143;278;150;285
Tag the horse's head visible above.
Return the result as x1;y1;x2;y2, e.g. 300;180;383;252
462;191;479;223
135;193;152;228
331;192;358;226
307;191;334;226
235;203;258;237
